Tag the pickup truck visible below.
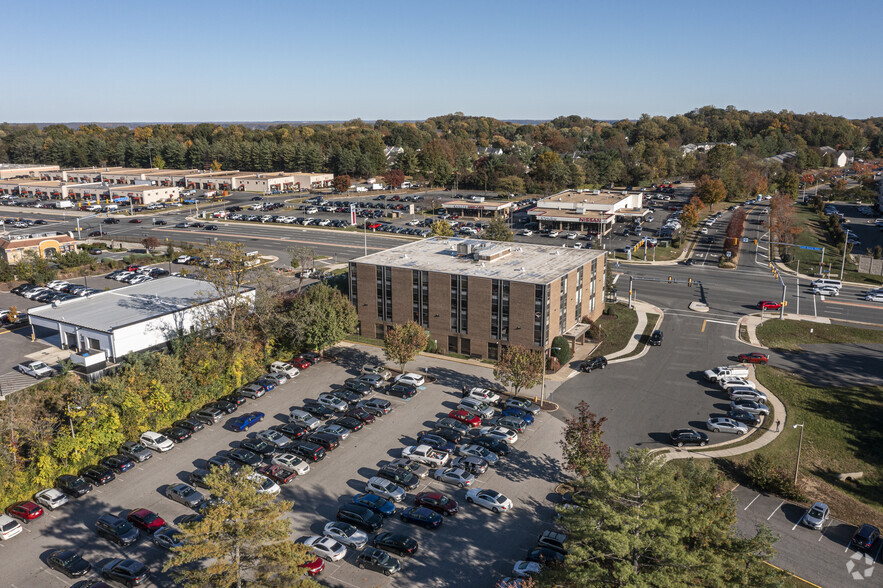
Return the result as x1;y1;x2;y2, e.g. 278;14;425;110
703;365;749;382
17;361;55;378
270;361;300;379
402;444;450;467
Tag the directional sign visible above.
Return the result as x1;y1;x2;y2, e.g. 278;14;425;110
798;245;822;251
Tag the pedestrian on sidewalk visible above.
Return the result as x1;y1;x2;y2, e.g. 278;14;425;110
775;419;780;432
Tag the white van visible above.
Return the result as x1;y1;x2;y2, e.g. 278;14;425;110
86;205;101;212
810;278;842;290
103;204;119;212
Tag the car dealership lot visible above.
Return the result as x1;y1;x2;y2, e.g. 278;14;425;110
0;345;565;587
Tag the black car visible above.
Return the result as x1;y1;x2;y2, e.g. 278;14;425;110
301;351;322;364
330;416;364;432
47;549;91;578
648;330;663;346
100;454;135;474
207;454;238;471
95;513;139;547
852;524;880;552
329;389;362;406
289;440;326;462
159;426;191;443
472;436;511;455
372;532;418;556
306;432;339;451
189;469;211;489
120;441;152;462
356;547;401;576
428;427;462;444
104;218;120;224
226;448;262;467
173;418;205;433
670;429;709;447
56;474;93;498
273;423;308;441
344;380;373;396
526;546;566;564
208;400;237;415
727;409;759;426
385;383;417;399
301;402;335;420
337;504;383;532
101;558;150;586
79;465;116;486
435;417;470;437
240;438;276;457
580;356;608;372
222;393;247;407
377;465;420;491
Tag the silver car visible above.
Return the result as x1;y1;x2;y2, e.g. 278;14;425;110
705;417;749;435
803;502;829;529
323;521;368;550
729;399;769;416
366;476;406;502
165;483;205;509
316;424;350;440
432;467;475;488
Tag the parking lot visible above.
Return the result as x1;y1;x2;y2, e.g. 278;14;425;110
0;343;566;587
733;485;883;586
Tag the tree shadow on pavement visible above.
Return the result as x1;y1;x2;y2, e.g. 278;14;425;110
494;450;564;485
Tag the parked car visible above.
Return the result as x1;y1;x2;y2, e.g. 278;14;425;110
34;487;69;511
729;399;770;415
399;506;443;529
289;440;326;462
737;353;769;364
356;547;402;576
228;411;265;432
240;438;277;458
5;500;44;523
414;491;459;516
393;372;425;387
79;465;116;486
372;531;418;556
303;535;347;562
366;477;406;502
336;503;383;532
139;431;174;452
352;492;396;517
270;452;311;475
226;448;263;467
466;488;513;512
56;474;93;498
323;521;368;550
669;429;709;447
803;502;830;529
386;382;418;399
433;467;475;488
95;514;139;546
580;356;608;372
153;527;183;550
46;549;91;578
851;524;880;552
127;508;165;534
159;426;191;444
173;418;205;433
472;436;512;455
360;398;393;416
706;417;748;435
362;363;392;380
190;407;224;426
100;558;150;586
504;397;541;415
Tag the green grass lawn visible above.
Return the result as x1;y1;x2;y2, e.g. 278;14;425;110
756;319;883;351
590;303;639;357
724;366;883;526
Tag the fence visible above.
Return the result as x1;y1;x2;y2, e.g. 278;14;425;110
857;255;883;276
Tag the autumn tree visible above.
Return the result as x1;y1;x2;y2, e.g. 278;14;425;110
164;465;319;588
430;219;454;237
384;321;428;373
680;196;702;228
483;214;513;242
210;159;223;171
15;250;57;284
695;174;727;210
558;401;610;478
151;154;166;169
283;283;357;353
382;169;405;189
769;194;802;258
331;174;351;193
493;345;544;398
141;236;160;251
548;450;782;587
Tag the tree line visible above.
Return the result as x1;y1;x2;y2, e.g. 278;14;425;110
1;106;880;195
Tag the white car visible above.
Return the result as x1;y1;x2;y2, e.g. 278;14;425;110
565;232;578;240
271;453;310;475
465;387;501;404
706;417;749;435
477;426;518;444
323;521;368;550
866;292;883;302
465;488;513;512
512;560;541;578
303;535;347;561
700;227;709;234
457;444;500;466
521;229;533;236
248;473;280;495
0;514;23;541
548;231;560;238
46;280;70;291
34;488;69;511
727;388;767;403
139;431;174;452
256;429;291;449
718;377;756;391
366;476;406;502
812;286;839;296
394;373;425;387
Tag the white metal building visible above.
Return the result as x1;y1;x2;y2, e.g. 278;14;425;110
27;276;255;361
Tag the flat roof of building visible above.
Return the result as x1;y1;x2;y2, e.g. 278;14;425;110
237;173;293;180
28;276;253;333
144;169;200;176
63;167;124;173
101;168;158;175
441;200;514;209
352;237;605;285
0;164;59;170
109;185;178;192
541;190;631;205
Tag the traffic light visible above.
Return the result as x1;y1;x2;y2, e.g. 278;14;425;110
668;276;672;283
688;278;693;286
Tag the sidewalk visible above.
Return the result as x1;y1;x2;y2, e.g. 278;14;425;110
661;364;787;461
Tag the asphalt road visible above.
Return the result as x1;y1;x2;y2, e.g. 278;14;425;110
0;345;566;588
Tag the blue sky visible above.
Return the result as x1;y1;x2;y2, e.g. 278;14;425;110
5;0;882;122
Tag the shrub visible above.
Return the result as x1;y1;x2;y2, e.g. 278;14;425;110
873;245;882;260
551;336;571;365
743;454;805;501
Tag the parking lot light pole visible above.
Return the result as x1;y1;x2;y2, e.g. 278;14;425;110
793;423;804;485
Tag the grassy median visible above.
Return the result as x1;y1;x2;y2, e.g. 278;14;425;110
756;319;883;351
589;303;639;357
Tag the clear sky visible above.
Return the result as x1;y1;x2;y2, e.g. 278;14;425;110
5;0;882;122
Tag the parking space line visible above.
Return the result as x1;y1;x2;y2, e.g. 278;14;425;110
791;516;802;530
743;493;760;510
701;320;706;333
768;500;784;520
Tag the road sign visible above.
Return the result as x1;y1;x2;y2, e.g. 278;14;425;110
798;245;822;251
743;237;749;243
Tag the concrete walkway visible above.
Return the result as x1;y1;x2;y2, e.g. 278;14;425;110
661;364;788;461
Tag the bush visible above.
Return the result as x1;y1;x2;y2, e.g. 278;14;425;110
743;454;805;501
873;245;882;260
551;336;571;365
780;251;793;264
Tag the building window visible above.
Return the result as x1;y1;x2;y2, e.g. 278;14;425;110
575;266;584;322
448;335;459;353
488;342;499;361
460;338;471;356
590;259;598;314
412;270;429;327
349;263;358;308
491;279;510;342
559;275;568;334
450;275;468;334
534;284;549;347
87;337;100;350
376;266;392;322
375;324;385;339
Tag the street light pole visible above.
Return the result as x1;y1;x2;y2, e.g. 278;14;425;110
839;229;849;281
793;423;804;485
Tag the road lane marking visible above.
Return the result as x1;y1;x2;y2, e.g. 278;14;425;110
701;320;706;333
743;493;760;510
768;500;783;520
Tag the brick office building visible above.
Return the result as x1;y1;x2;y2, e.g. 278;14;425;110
348;237;607;360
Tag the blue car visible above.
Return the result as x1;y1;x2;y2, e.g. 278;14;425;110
352;492;396;517
228;411;265;432
501;407;535;425
399;506;443;529
416;432;456;453
254;380;276;392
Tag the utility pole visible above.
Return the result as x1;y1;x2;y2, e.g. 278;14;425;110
795;259;800;316
793;423;804;484
839;229;849;281
628;276;634;309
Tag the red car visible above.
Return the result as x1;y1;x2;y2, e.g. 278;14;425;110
448;409;481;428
5;500;44;523
299;556;325;576
128;219;142;223
414;491;459;516
127;508;165;534
290;357;311;370
258;464;297;485
345;408;376;424
738;353;769;365
758;301;782;310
